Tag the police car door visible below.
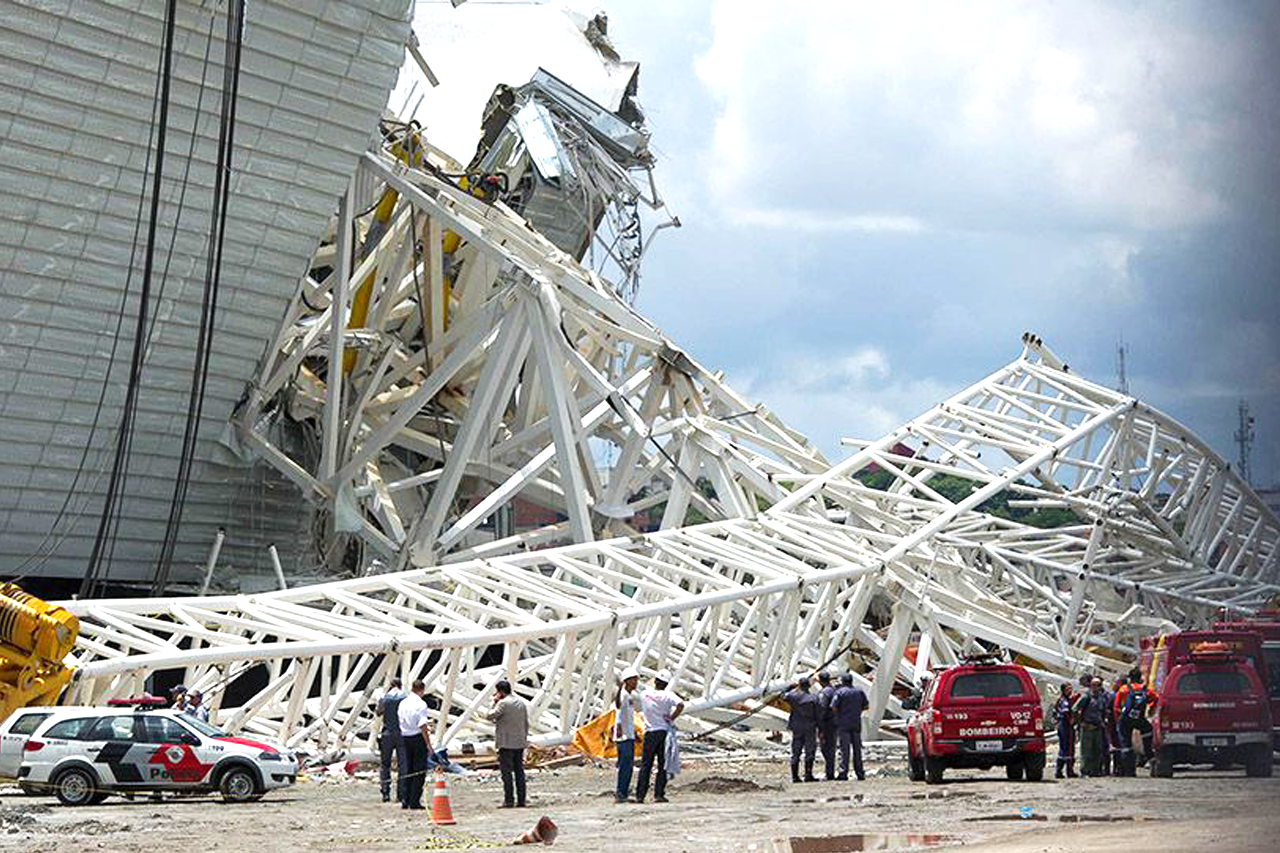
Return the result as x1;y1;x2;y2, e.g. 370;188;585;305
0;710;53;778
142;714;214;789
83;714;148;787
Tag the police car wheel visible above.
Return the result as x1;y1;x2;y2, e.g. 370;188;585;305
53;768;97;806
219;767;259;803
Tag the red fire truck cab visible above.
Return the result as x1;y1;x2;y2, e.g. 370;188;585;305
906;656;1046;784
1213;611;1280;753
1142;632;1273;778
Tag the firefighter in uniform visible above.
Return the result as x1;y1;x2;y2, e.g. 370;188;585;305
1075;677;1107;776
816;671;838;780
831;672;868;781
1119;676;1154;775
1053;682;1077;778
783;677;820;783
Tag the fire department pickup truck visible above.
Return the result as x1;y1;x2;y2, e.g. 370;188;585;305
1144;636;1273;778
906;656;1046;784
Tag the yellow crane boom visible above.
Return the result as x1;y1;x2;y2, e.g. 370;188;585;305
0;582;79;721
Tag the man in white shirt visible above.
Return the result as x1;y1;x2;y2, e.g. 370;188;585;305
397;679;434;809
635;668;683;803
613;667;640;803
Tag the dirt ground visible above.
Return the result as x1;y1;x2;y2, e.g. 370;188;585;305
2;752;1276;853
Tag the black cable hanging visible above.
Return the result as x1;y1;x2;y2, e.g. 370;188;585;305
152;0;246;595
81;0;180;599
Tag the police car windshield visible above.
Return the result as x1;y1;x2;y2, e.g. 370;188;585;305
178;713;227;737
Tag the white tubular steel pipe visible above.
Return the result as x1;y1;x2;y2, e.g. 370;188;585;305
199;528;226;595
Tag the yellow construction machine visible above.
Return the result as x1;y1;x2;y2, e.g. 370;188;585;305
0;582;78;722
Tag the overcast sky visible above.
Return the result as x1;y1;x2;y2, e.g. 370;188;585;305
469;1;1280;485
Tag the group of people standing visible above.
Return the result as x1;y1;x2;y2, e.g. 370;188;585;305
167;684;210;722
1052;668;1154;778
783;671;870;783
613;667;685;803
377;676;532;811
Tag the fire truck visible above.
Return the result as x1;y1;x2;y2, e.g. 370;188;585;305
1213;611;1280;752
1140;630;1273;777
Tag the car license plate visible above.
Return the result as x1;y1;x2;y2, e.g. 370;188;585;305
975;740;1002;752
1200;736;1231;747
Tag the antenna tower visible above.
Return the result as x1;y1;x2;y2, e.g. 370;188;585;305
1235;400;1255;486
1116;342;1129;395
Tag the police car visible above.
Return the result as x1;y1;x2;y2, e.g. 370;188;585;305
17;699;298;805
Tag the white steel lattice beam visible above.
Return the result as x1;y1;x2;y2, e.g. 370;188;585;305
61;338;1280;755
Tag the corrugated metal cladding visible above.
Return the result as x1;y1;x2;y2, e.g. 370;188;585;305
0;0;413;591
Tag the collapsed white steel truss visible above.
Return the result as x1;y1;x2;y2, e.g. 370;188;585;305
233;144;830;577
61;332;1280;755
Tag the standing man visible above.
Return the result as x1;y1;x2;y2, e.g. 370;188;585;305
830;673;868;781
1053;682;1077;778
397;679;434;810
816;672;838;781
376;677;407;803
1075;677;1107;777
635;669;683;804
1118;673;1154;775
613;667;640;803
187;690;210;723
486;680;529;808
783;676;820;783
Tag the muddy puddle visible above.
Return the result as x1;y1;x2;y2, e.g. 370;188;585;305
772;833;955;852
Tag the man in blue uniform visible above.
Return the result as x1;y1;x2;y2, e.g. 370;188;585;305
816;671;838;780
830;673;868;781
784;677;820;783
1053;682;1077;778
376;677;407;803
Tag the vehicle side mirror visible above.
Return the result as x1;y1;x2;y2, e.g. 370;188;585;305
182;734;201;746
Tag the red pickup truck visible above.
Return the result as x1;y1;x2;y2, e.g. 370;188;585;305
906;657;1046;784
1143;635;1273;778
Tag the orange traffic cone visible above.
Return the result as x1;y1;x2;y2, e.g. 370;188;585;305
512;815;558;845
429;771;456;825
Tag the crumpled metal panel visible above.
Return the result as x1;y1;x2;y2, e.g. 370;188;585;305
0;0;413;589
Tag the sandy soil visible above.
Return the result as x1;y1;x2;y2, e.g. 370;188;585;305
2;754;1276;853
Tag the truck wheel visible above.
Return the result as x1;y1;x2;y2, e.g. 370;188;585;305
53;767;98;807
1149;750;1174;779
218;766;260;803
1005;759;1025;781
908;753;925;782
1024;752;1046;782
925;756;945;785
1246;745;1273;778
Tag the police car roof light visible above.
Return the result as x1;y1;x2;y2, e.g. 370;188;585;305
106;694;167;708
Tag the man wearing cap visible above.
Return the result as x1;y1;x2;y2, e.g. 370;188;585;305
187;690;210;723
816;671;838;781
635;668;683;803
784;677;820;783
831;673;869;781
